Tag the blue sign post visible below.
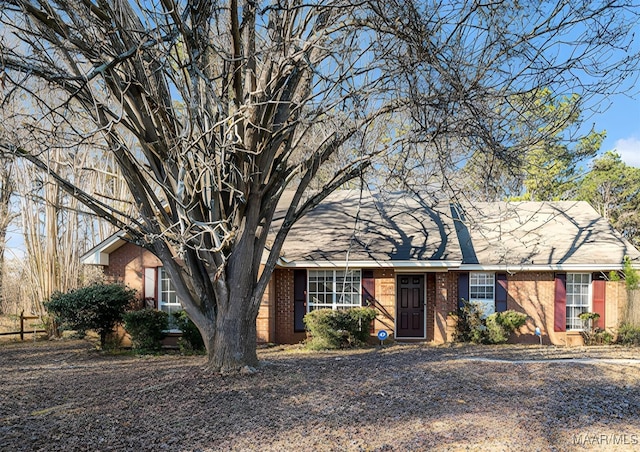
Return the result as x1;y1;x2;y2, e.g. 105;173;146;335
535;326;542;346
377;329;388;345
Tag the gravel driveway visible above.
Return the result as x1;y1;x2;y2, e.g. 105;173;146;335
1;340;639;451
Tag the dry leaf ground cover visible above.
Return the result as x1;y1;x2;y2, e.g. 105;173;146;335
1;340;640;451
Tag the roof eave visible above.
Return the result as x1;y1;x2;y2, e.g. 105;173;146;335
458;263;626;272
276;259;463;269
80;231;128;266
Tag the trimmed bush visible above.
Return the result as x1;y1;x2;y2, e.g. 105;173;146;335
123;309;169;351
454;299;527;344
173;311;205;353
485;311;528;344
453;299;485;343
304;307;377;350
44;283;136;348
617;323;640;346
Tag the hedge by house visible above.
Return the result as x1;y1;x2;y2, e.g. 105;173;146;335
44;283;136;348
123;309;169;352
304;307;377;350
454;300;527;344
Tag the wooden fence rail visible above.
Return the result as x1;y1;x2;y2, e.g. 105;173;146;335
0;311;46;340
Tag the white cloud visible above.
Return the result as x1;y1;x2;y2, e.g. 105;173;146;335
614;137;640;168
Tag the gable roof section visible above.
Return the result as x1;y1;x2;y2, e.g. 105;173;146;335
275;190;463;268
453;201;640;271
82;192;640;272
80;230;128;265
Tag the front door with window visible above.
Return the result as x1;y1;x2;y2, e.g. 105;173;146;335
396;275;425;338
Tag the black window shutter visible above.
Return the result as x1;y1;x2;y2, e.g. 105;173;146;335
293;270;307;332
495;273;507;312
458;272;469;309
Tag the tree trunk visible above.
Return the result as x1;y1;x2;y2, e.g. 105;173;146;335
208;294;259;373
0;163;14;315
163;247;262;374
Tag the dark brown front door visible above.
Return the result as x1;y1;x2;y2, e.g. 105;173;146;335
396;275;425;338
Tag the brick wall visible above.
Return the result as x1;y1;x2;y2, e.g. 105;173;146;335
426;273;436;341
267;269;460;345
256;277;275;343
432;272;458;344
104;242;162;296
274;269;306;344
491;272;627;346
371;268;396;336
106;242;277;343
160;263;628;347
605;280;626;333
501;271;552;344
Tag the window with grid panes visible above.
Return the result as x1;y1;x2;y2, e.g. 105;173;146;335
159;268;182;330
469;272;495;316
308;270;361;311
566;273;591;330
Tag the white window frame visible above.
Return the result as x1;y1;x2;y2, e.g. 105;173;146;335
307;269;362;311
566;273;591;331
158;267;183;331
469;272;495;317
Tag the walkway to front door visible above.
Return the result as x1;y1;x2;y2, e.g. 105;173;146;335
396;275;425;338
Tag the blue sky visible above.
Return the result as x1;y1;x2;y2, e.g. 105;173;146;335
581;3;640;169
587;92;640;168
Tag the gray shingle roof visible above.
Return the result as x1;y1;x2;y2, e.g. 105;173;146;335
452;201;640;267
278;190;461;264
278;191;640;269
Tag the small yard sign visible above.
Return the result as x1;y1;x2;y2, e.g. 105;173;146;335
377;330;388;342
535;326;542;346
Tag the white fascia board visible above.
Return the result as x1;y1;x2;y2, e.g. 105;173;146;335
80;250;110;266
458;264;625;272
276;259;462;269
80;232;128;266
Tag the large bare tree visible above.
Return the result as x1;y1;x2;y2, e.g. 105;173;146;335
0;156;15;313
0;0;637;371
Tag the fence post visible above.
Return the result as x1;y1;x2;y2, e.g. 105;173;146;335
20;310;24;341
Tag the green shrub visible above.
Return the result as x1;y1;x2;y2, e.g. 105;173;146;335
304;307;377;350
485;311;528;344
454;299;485;343
601;330;614;345
617;323;640;346
454;300;527;344
172;311;205;353
44;283;136;348
579;312;606;345
123;309;169;351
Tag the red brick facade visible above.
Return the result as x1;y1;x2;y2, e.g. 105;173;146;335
267;269;627;346
103;242;162;295
503;272;626;346
274;269;306;344
103;245;628;347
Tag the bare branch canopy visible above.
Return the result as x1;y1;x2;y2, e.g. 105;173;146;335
0;0;637;371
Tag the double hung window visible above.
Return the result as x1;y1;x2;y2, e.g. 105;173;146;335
308;270;361;311
159;268;182;330
566;273;591;331
469;272;495;316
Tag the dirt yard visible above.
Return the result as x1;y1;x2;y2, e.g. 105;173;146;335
1;340;639;451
